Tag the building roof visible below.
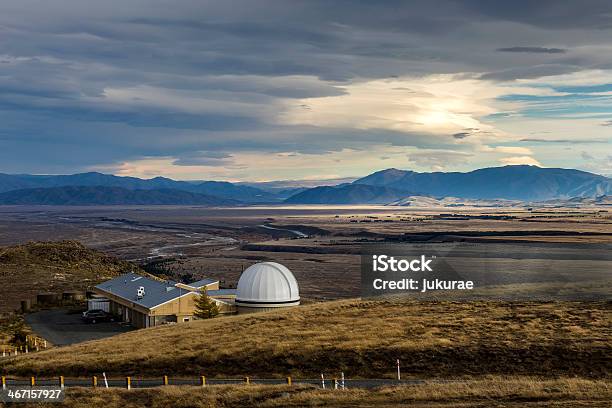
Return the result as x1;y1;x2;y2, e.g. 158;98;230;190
94;272;218;310
207;289;237;296
183;278;218;289
236;262;300;305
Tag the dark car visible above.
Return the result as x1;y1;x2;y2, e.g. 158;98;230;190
81;309;115;324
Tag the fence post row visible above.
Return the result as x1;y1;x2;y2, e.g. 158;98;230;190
1;374;365;390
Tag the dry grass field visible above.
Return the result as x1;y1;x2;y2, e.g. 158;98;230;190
10;377;612;408
1;299;610;378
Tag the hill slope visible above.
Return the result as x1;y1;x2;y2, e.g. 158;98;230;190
0;241;141;312
0;186;238;206
1;299;608;378
354;165;611;201
285;184;411;204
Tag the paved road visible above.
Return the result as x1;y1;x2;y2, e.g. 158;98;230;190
25;309;134;346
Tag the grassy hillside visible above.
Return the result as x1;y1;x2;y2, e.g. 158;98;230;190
1;299;609;378
14;377;612;408
0;240;141;313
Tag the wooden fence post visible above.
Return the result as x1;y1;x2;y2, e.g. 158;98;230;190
92;376;98;387
244;376;250;385
1;376;6;390
200;376;206;387
287;376;292;386
59;376;64;389
30;376;36;387
126;377;131;390
163;375;168;386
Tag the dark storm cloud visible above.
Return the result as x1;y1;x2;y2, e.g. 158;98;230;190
497;46;566;54
462;0;612;29
0;0;611;174
479;64;582;81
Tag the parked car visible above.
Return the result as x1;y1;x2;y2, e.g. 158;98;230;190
82;309;115;324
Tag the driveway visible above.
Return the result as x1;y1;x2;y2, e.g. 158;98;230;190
25;309;134;346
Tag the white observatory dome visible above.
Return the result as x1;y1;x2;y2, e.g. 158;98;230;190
235;262;300;309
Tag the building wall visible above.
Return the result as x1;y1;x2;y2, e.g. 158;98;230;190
236;304;299;314
94;287;216;328
149;292;197;320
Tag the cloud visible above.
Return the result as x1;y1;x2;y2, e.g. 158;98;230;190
279;75;520;143
482;146;533;155
581;151;594;160
172;151;234;167
0;1;611;178
520;138;609;143
499;156;542;166
407;150;473;171
479;64;581;81
497;46;566;54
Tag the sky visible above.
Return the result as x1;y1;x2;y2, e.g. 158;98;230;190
0;0;611;181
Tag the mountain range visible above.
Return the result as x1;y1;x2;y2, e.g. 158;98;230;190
0;165;609;205
0;186;238;206
288;165;610;204
0;172;275;203
284;184;411;204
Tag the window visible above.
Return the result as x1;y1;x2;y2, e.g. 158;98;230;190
183;317;190;322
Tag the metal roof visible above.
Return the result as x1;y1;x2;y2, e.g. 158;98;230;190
184;278;218;288
94;272;199;310
207;289;237;296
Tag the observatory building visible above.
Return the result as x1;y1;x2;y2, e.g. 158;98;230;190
92;272;233;328
91;262;300;328
235;262;300;313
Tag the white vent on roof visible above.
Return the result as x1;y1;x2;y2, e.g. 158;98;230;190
137;286;145;299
